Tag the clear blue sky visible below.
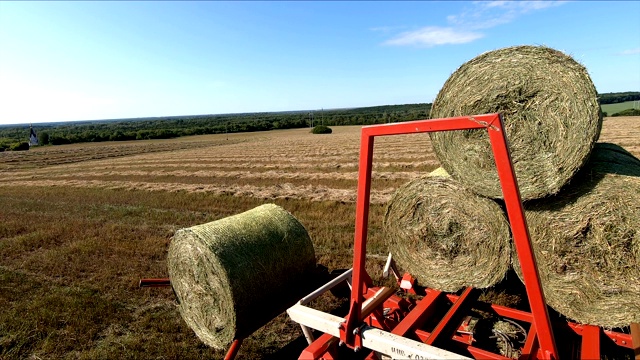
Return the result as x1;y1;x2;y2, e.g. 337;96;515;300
1;1;639;125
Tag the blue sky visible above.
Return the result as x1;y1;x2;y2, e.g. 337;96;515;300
0;1;639;125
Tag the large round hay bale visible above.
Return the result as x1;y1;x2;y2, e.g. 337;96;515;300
429;45;602;200
383;174;511;292
167;204;316;349
513;143;640;327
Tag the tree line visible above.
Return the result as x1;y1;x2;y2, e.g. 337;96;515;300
3;90;638;151
598;92;640;104
0;103;431;151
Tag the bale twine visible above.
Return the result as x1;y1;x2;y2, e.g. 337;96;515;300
383;173;511;292
167;204;316;349
513;143;640;327
429;45;602;200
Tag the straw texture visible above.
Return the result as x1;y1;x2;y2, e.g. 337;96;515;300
384;173;511;292
514;143;640;327
429;45;602;200
167;204;316;349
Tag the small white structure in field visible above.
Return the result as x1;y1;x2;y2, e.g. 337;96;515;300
29;125;38;147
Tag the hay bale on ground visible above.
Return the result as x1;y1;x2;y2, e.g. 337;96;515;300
383;173;511;292
167;204;316;349
513;143;640;327
429;45;602;200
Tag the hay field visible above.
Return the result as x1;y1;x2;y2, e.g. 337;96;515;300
1;126;440;204
0;117;638;359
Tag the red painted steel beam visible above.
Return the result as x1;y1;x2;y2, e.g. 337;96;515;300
361;115;494;137
580;325;600;360
487;117;558;359
445;293;534;323
299;333;338;360
138;278;171;287
224;339;243;360
415;329;511;360
520;323;538;360
344;114;559;357
567;322;633;349
426;287;475;346
414;329;431;342
342;128;375;346
391;289;442;337
344;115;494;346
632;322;640;359
466;346;511;360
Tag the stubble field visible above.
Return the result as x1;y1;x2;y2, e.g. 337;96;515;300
1;117;638;359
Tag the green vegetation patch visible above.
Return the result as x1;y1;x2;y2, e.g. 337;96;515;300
601;100;640;116
311;125;332;134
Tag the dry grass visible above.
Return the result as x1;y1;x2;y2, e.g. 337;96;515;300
0;117;637;359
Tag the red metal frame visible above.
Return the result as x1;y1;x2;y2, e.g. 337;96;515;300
309;113;635;360
339;113;566;359
139;278;171;287
224;339;243;360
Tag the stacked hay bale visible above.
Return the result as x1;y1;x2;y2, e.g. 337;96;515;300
513;143;640;327
385;45;639;327
429;45;602;201
384;169;511;292
168;204;316;349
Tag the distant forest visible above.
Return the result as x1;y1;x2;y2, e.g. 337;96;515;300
1;103;431;150
1;91;638;151
597;91;640;104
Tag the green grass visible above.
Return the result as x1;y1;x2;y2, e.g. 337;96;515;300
0;185;385;359
601;101;640;115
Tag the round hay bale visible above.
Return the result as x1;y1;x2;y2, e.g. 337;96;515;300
513;143;640;327
167;204;316;349
429;45;602;200
383;175;511;292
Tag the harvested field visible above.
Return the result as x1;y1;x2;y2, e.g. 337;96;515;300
0;126;440;204
0;117;638;359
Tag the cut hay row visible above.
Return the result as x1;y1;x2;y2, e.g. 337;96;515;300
20;154;439;172
168;204;316;349
0;141;214;171
34;159;440;172
14;147;435;172
514;143;640;328
429;45;602;200
1;179;399;204
2;169;426;183
0;161;440;180
384;172;511;292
